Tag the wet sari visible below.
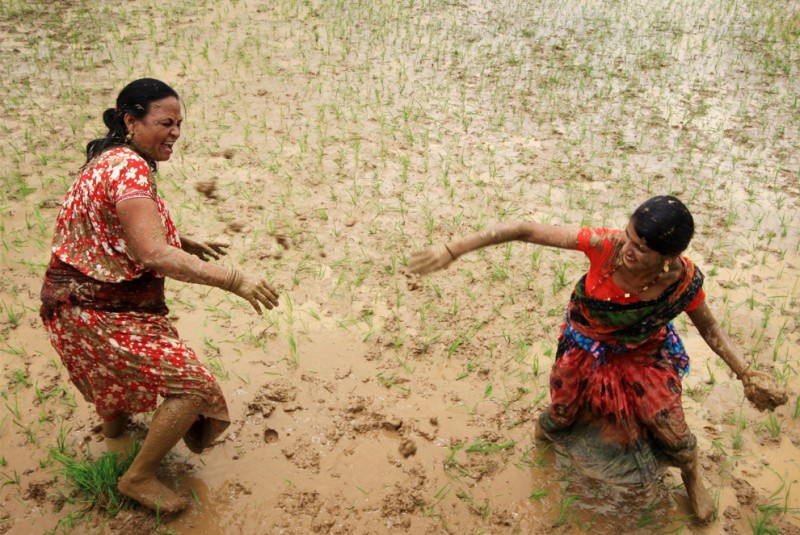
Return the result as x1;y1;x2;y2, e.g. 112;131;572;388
538;228;704;485
40;147;230;449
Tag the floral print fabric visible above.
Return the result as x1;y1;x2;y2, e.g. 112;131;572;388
50;147;180;282
41;146;230;436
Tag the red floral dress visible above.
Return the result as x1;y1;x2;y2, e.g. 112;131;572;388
41;147;229;439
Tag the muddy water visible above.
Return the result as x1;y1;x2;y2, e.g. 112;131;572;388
1;0;799;533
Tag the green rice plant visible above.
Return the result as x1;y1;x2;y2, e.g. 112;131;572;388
464;439;514;454
1;300;23;327
761;413;783;438
0;469;21;489
454;489;490;519
748;504;780;535
376;372;409;393
51;441;142;516
4;392;21;420
11;368;31;387
529;489;547;500
455;362;476;380
516;444;552;469
636;497;660;529
553;494;578;528
205;356;228;380
732;428;744;451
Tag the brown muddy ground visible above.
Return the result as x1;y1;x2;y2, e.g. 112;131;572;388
1;0;799;533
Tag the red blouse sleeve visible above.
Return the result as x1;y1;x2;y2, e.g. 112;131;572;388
577;227;621;296
104;150;155;204
684;279;705;311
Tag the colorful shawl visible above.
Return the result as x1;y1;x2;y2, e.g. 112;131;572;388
564;259;703;376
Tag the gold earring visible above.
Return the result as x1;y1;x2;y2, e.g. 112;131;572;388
125;130;134;143
663;259;670;272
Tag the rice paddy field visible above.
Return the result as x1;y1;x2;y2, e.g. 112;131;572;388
1;0;799;533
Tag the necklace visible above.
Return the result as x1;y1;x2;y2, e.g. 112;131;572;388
590;260;666;300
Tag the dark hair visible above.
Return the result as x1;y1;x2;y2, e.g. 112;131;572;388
631;195;694;256
83;78;179;169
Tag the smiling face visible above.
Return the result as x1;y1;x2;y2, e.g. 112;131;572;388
621;220;667;273
125;96;182;162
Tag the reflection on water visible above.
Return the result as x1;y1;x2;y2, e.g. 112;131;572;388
165;476;229;535
514;449;696;533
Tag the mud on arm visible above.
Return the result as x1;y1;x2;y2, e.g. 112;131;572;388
687;302;787;411
117;198;279;314
409;221;581;275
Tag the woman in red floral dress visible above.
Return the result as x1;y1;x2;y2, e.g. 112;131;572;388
40;78;280;513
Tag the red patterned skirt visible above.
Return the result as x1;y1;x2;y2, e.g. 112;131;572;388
41;256;229;443
538;325;695;485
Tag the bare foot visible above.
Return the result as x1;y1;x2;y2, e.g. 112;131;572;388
101;414;130;439
118;472;188;514
681;470;715;523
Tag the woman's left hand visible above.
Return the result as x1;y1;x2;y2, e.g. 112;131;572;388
741;369;788;412
180;236;229;261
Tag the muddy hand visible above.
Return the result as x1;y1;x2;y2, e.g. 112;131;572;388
408;244;456;275
232;271;280;315
742;369;788;412
181;236;229;261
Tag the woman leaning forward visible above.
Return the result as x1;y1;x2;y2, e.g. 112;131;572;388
409;196;786;523
40;78;279;514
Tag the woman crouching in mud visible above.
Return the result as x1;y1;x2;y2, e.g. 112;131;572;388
40;78;280;513
410;195;787;523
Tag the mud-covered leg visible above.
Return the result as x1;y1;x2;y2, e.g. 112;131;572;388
118;396;205;514
534;417;549;441
534;410;559;442
679;448;714;523
101;413;130;438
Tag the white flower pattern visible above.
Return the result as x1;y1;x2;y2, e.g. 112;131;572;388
41;147;229;431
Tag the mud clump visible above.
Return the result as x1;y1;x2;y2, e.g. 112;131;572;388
195;179;218;199
398;439;417;458
282;436;321;472
257;378;298;403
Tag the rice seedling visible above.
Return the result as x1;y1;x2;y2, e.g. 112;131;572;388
553;494;578;528
51;442;143;517
761;413;783;439
464;439;514;454
376;372;409;393
0;469;21;490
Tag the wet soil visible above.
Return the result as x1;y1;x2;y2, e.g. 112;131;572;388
1;0;799;533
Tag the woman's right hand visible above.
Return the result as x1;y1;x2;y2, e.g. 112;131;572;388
226;270;280;314
741;369;788;412
408;244;456;275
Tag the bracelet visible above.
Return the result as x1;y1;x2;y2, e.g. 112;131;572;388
443;244;457;260
737;362;751;380
221;267;243;292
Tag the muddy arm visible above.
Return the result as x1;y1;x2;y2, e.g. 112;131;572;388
117;198;280;313
687;303;750;377
118;197;228;287
687;302;787;411
409;222;580;275
446;221;581;259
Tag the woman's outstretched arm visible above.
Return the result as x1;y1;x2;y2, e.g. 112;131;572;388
409;221;581;275
687;302;787;411
117;197;279;314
